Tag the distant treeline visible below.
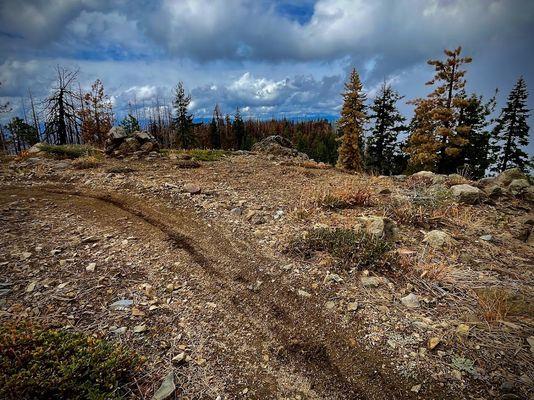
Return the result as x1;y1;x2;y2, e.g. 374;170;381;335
0;46;531;177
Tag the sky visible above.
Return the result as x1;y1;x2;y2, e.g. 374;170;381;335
1;0;533;149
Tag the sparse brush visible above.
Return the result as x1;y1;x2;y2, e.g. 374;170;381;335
475;287;512;322
313;182;374;209
289;227;392;271
397;250;456;284
72;155;101;169
39;144;97;159
0;321;143;400
174;159;201;169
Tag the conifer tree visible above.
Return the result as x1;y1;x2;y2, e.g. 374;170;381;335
172;82;194;149
336;68;367;171
491;77;531;172
366;82;407;175
120;113;141;134
457;93;496;178
406;47;472;173
233;107;245;149
209;104;222;149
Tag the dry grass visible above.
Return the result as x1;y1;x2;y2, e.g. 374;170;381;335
72;155;102;169
397;250;457;284
311;180;374;210
475;288;512;322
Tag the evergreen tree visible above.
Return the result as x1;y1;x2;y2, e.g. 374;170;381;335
233;107;245;149
7;117;39;152
120;113;141;134
366;82;407;175
209;104;222;149
336;68;367;171
172;82;194;149
457;93;496;178
405;47;472;173
491;77;531;172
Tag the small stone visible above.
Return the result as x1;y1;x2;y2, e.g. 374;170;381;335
50;249;62;256
452;370;462;380
273;209;284;219
172;352;187;364
325;301;336;310
183;184;201;194
25;281;37;293
131;307;145;316
456;324;470;336
165;284;174;293
59;259;67;267
20;252;32;261
133;324;147;333
428;337;440;350
298;289;311;298
410;384;422;393
152;371;175;400
526;336;534;353
230;207;243;216
112;326;127;335
423;230;454;248
479;234;493;242
347;302;359;312
360;276;382;288
401;293;420;308
324;273;343;284
86;262;96;272
110;299;133;310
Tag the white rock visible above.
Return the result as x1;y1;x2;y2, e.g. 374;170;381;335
401;293;420;308
451;184;484;204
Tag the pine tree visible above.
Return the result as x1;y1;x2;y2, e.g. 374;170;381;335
336;68;367;171
172;82;194;149
491;77;531;172
209;104;222;149
405;47;472;173
233;107;245;150
120;113;141;134
7;117;39;152
366;82;407;175
457;93;496;178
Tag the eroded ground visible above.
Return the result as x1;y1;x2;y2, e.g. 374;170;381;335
1;152;532;399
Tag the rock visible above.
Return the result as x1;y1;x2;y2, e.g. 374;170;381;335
86;262;96;272
412;171;435;179
111;326;127;335
230;207;243;216
401;293;420;308
325;301;336;310
140;141;157;153
273;209;284;220
485;185;504;198
356;216;398;240
133;324;147;333
152;371;176;400
25;281;37;293
423;230;454;248
508;179;530;196
110;299;133;310
297;289;312;298
27;142;46;154
172;352;187;364
451;184;484;204
347;302;359;311
526;336;534;353
324;273;343;284
132;130;153;142
183;184;201;194
410;384;422;393
493;168;528;187
108;126;128;140
456;323;470;336
20;252;32;261
360;276;382;288
479;234;493;242
428;337;440;350
251;135;309;160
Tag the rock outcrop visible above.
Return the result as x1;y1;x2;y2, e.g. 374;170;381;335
105;127;160;157
451;184;484;204
251;135;309;160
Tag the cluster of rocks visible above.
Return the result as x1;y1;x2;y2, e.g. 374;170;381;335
251;135;309;160
105;127;160;158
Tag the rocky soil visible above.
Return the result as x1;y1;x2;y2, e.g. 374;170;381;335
0;149;533;400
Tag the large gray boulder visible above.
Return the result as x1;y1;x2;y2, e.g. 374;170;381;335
108;126;128;141
251;135;308;159
493;168;529;187
451;184;484;204
508;179;530;196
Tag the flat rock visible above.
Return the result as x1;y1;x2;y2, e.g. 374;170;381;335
183;184;201;194
152;371;175;400
451;184;484;204
360;276;382;288
401;293;420;308
110;299;133;310
423;230;454;248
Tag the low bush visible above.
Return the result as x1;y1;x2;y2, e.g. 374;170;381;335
39;144;97;159
313;183;374;210
0;322;142;400
289;227;392;271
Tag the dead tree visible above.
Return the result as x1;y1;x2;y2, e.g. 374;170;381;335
43;67;81;145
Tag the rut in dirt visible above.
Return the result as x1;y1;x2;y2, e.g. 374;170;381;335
24;185;452;399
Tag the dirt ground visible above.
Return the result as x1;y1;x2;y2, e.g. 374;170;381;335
1;152;532;399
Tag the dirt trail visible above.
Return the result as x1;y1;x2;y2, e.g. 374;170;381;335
1;185;457;399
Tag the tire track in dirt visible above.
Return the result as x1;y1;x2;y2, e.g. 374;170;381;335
12;185;457;399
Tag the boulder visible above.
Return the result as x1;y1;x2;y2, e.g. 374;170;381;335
27;142;46;154
493;168;528;187
485;185;504;198
508;179;530;196
412;171;435;179
423;230;454;248
251;135;309;160
105;127;159;156
108;126;128;141
356;216;398;241
117;137;141;154
451;184;484;204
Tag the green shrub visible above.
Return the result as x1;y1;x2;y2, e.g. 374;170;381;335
289;227;392;271
0;322;142;400
39;144;97;159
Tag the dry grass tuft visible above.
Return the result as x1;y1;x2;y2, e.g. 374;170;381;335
72;155;102;169
312;180;374;209
475;288;512;322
